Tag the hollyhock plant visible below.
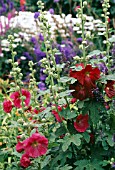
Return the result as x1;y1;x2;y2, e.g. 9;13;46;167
3;99;13;113
20;153;31;168
104;80;115;98
10;89;31;108
74;114;89;132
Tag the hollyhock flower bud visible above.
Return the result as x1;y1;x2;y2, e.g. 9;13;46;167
3;99;13;113
20;153;31;168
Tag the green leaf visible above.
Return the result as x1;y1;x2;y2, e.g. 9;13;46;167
41;155;51;168
59;107;77;119
59;164;72;170
70;66;83;71
108;36;115;43
82;132;90;143
100;74;115;83
88;50;102;57
59;90;75;98
71;134;82;146
62;136;71;152
74;159;104;170
107;134;114;147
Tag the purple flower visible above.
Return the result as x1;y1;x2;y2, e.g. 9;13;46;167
77;37;82;43
23;52;33;60
34;48;46;62
112;163;115;168
40;73;46;81
54;0;60;2
38;33;44;41
30;37;38;44
34;12;40;19
49;8;54;14
38;82;46;91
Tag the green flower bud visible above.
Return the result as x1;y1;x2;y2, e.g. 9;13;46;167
83;1;87;6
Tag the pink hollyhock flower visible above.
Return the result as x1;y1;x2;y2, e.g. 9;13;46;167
20;153;31;168
52;105;64;122
3;99;13;113
74;114;89;132
24;133;48;158
10;89;31;108
104;80;115;98
16;141;25;153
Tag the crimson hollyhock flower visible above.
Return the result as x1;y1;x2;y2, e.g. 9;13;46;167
70;98;77;104
74;114;89;132
70;63;100;90
24;132;48;158
20;153;31;168
16;141;25;153
10;89;31;108
3;99;13;113
104;80;115;98
70;82;92;101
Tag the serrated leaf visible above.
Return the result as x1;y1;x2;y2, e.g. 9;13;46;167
88;50;102;57
59;90;75;98
62;136;71;152
71;134;82;146
59;107;77;119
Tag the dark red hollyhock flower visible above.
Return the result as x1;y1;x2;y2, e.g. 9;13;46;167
20;153;31;168
10;89;31;108
89;133;95;144
104;80;115;98
24;132;48;158
74;114;89;132
70;63;100;90
70;82;92;101
3;99;13;113
70;63;84;79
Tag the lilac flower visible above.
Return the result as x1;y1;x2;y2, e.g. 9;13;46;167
40;73;46;81
34;12;40;19
38;82;46;91
38;33;44;41
49;8;54;14
54;0;60;2
23;52;33;60
112;163;115;168
96;63;108;74
30;37;38;45
34;48;46;62
77;37;82;43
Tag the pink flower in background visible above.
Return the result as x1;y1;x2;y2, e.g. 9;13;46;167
10;89;31;108
20;153;31;168
3;99;13;113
